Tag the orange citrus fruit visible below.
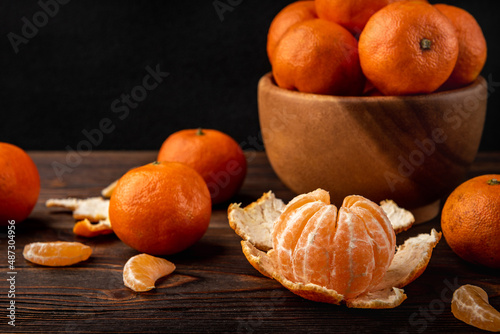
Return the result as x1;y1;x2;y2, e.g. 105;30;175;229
158;128;247;205
123;253;176;292
452;284;500;332
23;241;92;266
272;18;365;96
315;0;427;35
272;189;396;300
267;1;317;64
109;161;211;256
441;175;500;269
0;142;40;225
434;4;487;90
358;1;459;96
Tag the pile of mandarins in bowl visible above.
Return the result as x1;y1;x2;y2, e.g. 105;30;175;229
267;0;487;96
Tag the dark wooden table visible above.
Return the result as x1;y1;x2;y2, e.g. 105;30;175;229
1;151;499;333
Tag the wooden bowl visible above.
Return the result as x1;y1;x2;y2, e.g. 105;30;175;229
258;72;487;223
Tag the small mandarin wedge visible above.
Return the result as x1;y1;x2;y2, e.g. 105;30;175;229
228;189;441;308
23;241;92;267
452;284;500;332
123;254;176;292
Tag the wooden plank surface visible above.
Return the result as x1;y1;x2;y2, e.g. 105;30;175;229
1;151;499;333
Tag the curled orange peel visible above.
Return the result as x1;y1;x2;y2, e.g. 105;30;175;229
46;197;114;237
46;197;109;222
73;218;113;238
228;189;441;309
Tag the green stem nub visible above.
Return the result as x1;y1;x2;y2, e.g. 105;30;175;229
152;161;161;166
196;128;205;136
420;38;432;51
487;178;500;186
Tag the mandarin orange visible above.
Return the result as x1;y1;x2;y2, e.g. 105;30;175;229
271;189;395;300
315;0;428;35
109;161;211;256
267;1;317;64
0;142;40;225
434;4;487;90
441;175;500;269
158;128;247;205
359;1;459;95
272;19;364;96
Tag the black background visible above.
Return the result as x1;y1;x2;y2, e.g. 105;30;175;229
1;0;499;152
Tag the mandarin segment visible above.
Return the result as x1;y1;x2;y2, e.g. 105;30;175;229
123;254;176;292
452;284;500;332
273;201;327;282
330;207;377;299
341;196;396;294
23;241;92;267
292;205;337;288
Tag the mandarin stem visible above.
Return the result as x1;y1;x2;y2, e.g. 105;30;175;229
487;178;499;185
420;38;432;51
196;128;205;136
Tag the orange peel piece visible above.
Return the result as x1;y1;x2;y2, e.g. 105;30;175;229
46;197;109;222
228;190;441;309
123;254;176;292
228;191;285;251
452;284;500;332
380;199;414;234
73;218;113;237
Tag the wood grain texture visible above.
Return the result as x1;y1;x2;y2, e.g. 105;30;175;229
1;151;499;333
258;72;487;210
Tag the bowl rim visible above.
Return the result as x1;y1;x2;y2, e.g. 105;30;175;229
259;72;487;102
